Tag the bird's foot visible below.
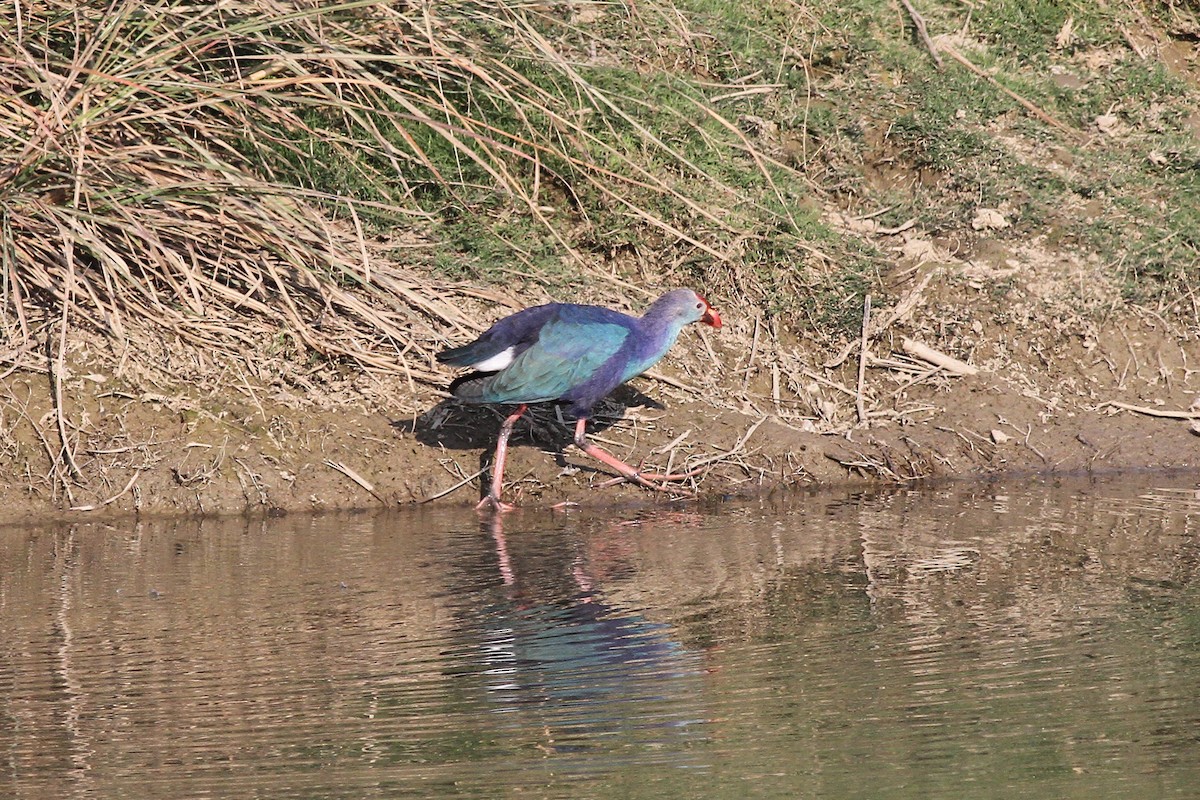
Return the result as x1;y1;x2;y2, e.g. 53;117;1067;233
634;463;708;483
576;437;702;498
475;494;515;513
597;470;697;497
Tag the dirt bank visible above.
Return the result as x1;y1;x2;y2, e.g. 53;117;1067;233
6;1;1200;524
2;261;1197;526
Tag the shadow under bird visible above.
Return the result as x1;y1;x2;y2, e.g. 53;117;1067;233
437;288;723;511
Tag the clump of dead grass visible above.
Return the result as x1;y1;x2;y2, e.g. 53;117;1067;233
1;0;820;391
1;0;493;383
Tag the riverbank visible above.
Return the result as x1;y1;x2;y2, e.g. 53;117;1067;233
4;1;1199;522
2;264;1196;524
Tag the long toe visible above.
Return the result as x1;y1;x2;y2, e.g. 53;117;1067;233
476;495;515;513
636;466;707;482
597;473;696;496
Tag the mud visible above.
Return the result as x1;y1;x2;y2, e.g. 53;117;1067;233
1;288;1196;526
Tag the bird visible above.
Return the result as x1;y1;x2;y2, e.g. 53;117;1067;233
437;288;722;511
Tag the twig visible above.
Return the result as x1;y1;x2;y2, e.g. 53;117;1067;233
684;415;770;470
935;425;980;454
940;44;1081;140
1101;401;1200;419
856;293;872;425
601;417;768;489
0;336;45;379
900;0;944;68
902;338;979;376
741;315;761;394
324;459;387;504
417;466;486;504
10;387;71;501
654;429;692;455
825;271;934;368
888;365;944;398
70;470;142;512
233;457;269;505
51;299;83;492
771;360;781;413
800;368;858;398
643;369;702;394
53;91;90;492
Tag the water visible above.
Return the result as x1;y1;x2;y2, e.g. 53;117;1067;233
3;476;1200;798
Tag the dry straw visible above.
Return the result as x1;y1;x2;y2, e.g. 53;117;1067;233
2;0;801;385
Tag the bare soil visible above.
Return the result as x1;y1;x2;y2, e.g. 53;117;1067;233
2;239;1197;526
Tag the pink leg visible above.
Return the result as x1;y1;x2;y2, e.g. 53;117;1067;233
573;417;700;496
486;514;515;586
478;404;527;513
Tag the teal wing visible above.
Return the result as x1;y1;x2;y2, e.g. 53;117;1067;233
474;316;630;404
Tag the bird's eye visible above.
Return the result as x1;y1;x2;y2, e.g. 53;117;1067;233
696;302;704;310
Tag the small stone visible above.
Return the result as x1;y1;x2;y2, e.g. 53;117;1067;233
1095;114;1121;135
971;208;1009;231
991;429;1012;444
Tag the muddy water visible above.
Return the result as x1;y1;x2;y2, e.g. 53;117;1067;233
3;476;1200;799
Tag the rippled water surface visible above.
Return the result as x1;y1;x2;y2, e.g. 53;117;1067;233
4;476;1200;798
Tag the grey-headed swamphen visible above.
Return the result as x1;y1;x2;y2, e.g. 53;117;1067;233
437;288;722;511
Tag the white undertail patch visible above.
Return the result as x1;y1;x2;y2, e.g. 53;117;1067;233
472;346;515;372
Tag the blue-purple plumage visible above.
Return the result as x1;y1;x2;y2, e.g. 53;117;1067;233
435;304;560;370
438;289;721;418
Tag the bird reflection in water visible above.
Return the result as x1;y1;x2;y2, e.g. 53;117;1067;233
462;512;710;757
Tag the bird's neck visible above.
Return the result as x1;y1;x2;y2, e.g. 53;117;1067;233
620;311;688;381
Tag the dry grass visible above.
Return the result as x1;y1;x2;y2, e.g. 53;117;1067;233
4;0;829;509
2;0;502;381
1;0;815;393
8;0;1197;504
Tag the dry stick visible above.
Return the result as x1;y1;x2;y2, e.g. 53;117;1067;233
771;360;782;414
0;337;44;379
51;105;91;496
902;338;979;376
825;271;935;368
323;460;388;504
643;369;702;394
940;45;1082;141
856;294;872;425
7;388;62;497
690;98;800;232
889;364;944;398
51;277;80;505
741;315;761;395
683;415;770;470
417;466;487;505
801;367;858;398
900;0;944;68
654;429;693;455
70;470;142;512
601;415;769;491
695;324;721;370
345;198;372;285
1102;401;1200;420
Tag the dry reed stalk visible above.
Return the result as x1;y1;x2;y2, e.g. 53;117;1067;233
0;0;838;513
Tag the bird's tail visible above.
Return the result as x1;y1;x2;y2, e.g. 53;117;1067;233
447;372;494;404
436;342;482;368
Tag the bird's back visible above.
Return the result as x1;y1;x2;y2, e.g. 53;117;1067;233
436;303;561;370
443;304;637;409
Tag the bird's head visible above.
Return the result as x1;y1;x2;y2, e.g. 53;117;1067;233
652;288;723;329
696;293;722;329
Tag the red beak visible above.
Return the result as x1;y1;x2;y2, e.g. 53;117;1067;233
701;305;722;329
